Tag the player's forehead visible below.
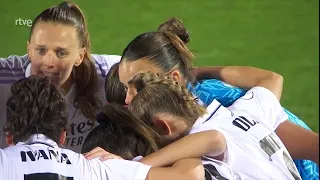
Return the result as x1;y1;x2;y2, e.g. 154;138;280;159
30;22;79;49
119;59;162;85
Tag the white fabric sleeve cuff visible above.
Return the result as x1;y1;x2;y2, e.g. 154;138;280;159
134;164;152;180
132;156;144;162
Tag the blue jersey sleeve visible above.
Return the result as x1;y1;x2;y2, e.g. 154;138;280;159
190;79;246;107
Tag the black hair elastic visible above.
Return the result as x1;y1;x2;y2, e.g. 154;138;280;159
59;1;70;9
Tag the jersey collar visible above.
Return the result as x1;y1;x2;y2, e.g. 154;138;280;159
193;99;232;127
16;134;59;148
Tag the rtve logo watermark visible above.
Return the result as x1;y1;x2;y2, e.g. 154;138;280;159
15;18;32;27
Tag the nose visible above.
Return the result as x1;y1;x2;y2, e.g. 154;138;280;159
125;92;133;105
43;52;55;69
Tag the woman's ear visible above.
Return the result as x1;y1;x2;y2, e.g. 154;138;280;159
169;69;183;84
27;41;31;57
5;134;14;146
74;47;86;67
154;118;172;136
59;131;67;145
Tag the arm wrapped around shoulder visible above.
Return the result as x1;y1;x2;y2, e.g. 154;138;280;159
140;130;226;167
146;158;205;180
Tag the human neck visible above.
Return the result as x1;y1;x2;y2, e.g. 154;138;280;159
61;76;73;95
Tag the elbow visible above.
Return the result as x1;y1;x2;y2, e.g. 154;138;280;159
270;72;284;87
206;130;226;157
181;164;205;180
172;159;205;180
180;163;205;180
270;72;284;100
257;72;284;100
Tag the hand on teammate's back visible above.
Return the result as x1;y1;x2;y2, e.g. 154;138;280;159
84;147;123;161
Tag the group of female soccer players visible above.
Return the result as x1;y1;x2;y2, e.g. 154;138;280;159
0;1;318;180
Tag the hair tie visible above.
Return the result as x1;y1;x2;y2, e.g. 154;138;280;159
59;1;70;9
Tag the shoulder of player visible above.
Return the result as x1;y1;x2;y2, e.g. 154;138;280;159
0;144;31;162
93;75;107;103
56;148;93;167
91;53;120;60
91;54;120;67
0;148;7;178
244;86;277;100
0;148;8;159
74;155;122;179
91;54;121;77
189;118;225;136
0;54;30;68
0;54;29;84
51;149;110;179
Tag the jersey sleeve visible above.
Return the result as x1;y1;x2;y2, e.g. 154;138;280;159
0;54;29;84
192;79;246;107
0;149;7;179
132;156;144;161
91;54;121;77
228;86;288;131
103;159;151;180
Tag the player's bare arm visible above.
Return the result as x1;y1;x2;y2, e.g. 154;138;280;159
140;130;226;167
276;120;319;165
146;158;205;180
84;130;226;167
193;66;283;100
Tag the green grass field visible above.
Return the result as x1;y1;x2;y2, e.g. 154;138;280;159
0;0;318;132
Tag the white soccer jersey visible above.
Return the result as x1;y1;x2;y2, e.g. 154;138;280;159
0;54;121;153
201;156;234;180
0;134;151;180
190;87;301;180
